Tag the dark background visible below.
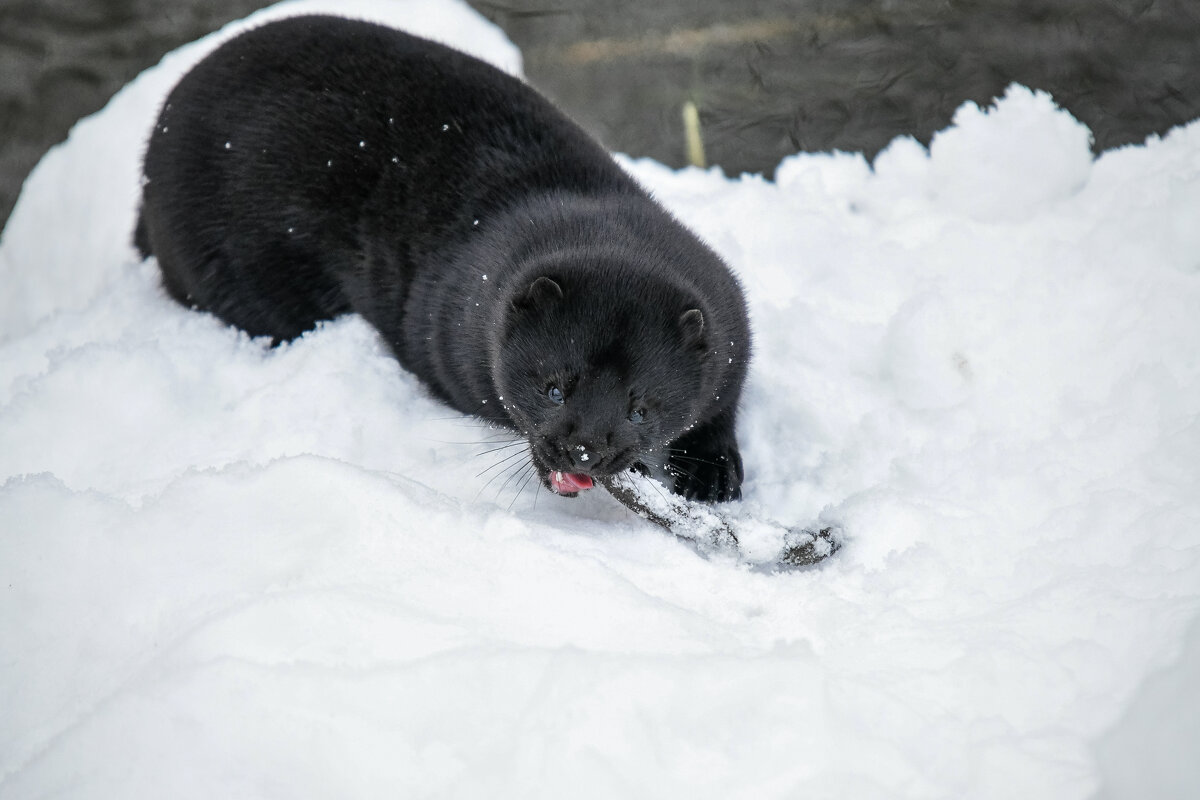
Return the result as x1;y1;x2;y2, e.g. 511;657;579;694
2;0;1199;233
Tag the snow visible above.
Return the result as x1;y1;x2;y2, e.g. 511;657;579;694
2;0;1199;797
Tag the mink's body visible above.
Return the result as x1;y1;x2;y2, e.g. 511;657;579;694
137;15;750;501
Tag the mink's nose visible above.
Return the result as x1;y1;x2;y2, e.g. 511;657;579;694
567;440;603;469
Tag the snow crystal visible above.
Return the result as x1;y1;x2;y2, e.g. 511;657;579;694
1;1;1198;798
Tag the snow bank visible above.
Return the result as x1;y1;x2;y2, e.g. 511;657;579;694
2;1;1199;797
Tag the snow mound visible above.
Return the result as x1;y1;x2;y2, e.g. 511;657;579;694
930;84;1095;222
2;2;1200;797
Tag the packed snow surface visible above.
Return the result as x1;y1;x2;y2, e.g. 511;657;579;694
2;1;1199;797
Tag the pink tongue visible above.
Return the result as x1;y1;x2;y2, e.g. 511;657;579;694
550;471;594;494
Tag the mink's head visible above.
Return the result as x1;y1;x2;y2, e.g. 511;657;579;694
493;269;711;495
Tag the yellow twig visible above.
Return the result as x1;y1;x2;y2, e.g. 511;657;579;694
682;100;706;169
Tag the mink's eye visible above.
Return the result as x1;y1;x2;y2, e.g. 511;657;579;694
547;385;564;404
628;407;645;424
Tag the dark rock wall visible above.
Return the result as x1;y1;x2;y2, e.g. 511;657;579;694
3;0;1199;232
0;0;266;229
487;0;1200;174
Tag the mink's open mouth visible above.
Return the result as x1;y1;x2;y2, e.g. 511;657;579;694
549;471;594;495
530;441;639;497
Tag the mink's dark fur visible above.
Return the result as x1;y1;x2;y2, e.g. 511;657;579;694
137;15;750;502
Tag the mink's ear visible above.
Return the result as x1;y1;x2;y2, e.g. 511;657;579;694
679;308;705;351
512;276;563;311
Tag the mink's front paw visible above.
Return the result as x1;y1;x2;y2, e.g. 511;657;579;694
666;420;743;503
